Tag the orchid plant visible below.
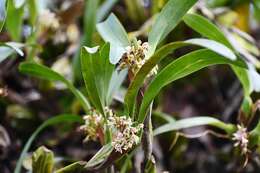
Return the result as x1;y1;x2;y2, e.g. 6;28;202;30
10;0;260;172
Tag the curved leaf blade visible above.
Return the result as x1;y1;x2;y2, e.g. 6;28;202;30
97;13;130;64
183;13;233;49
185;38;236;60
138;49;246;123
124;41;188;117
154;116;235;136
15;114;83;173
81;46;104;114
125;38;238;117
183;13;252;96
19;62;90;111
148;0;197;55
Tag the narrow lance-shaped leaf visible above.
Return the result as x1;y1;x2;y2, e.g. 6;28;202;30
81;46;104;114
97;0;119;22
125;41;188;117
56;144;113;173
19;63;90;112
148;0;197;56
138;49;246;123
154;116;235;136
97;13;130;64
125;38;237;117
85;144;113;168
6;0;24;41
107;68;128;104
72;0;99;82
184;38;236;60
183;13;252;97
14;114;83;173
183;13;233;48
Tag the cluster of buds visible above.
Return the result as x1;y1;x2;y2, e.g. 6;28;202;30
80;107;143;153
119;40;158;77
232;125;249;154
38;9;60;30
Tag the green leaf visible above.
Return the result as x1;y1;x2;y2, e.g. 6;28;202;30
72;0;99;82
183;13;233;49
27;0;38;25
0;42;24;63
55;161;87;173
253;0;260;21
15;114;83;173
81;46;103;113
56;144;113;173
100;43;115;105
97;13;130;64
250;117;260;146
153;111;176;123
232;65;252;96
6;0;24;41
138;49;246;123
183;13;252;96
107;68;127;104
84;0;99;46
185;38;236;60
19;62;90;112
81;44;114;113
125;38;237;117
0;0;8;32
148;0;197;56
125;41;188;117
32;146;54;173
97;0;119;22
124;0;145;24
154;116;235;136
85;143;113;168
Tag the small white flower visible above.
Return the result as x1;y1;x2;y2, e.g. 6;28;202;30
81;107;143;153
119;40;158;77
232;125;249;154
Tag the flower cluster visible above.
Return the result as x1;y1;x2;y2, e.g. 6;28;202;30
80;109;104;141
108;115;143;153
80;107;143;153
232;125;249;154
119;40;158;77
38;9;60;30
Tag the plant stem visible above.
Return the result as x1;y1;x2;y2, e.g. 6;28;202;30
141;102;154;171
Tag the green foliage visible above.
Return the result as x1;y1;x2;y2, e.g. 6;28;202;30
0;0;8;32
14;114;83;173
6;0;24;41
97;13;130;64
184;13;253;97
148;0;197;55
138;49;245;123
8;0;260;172
80;43;114;114
19;62;90;112
154;117;235;136
0;42;24;62
32;146;54;173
